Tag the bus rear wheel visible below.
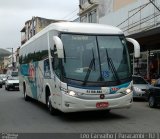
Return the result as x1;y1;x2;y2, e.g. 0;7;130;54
23;83;30;101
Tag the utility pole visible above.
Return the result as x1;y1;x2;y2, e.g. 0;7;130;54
12;48;14;68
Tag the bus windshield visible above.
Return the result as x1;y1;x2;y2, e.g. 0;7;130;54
60;34;131;84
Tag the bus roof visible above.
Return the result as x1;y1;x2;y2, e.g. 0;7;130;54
21;22;124;49
49;22;123;35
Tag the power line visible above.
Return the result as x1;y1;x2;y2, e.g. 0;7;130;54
67;14;79;21
62;9;79;20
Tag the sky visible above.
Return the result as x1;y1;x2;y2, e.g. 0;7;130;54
0;0;79;52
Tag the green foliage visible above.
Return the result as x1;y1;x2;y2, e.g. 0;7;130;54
20;50;48;64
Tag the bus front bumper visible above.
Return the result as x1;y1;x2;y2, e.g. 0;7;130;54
61;92;133;113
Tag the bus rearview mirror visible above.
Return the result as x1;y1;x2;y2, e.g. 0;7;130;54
52;36;64;58
126;38;140;58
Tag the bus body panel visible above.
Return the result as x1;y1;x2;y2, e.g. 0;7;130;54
19;22;134;113
61;92;132;113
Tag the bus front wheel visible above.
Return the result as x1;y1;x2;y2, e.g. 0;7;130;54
46;94;58;115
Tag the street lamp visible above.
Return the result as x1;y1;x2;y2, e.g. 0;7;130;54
6;48;14;68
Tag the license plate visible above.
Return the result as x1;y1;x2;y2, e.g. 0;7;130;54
96;102;109;108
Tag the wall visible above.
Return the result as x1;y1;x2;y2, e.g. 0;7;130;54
113;0;136;11
99;0;160;35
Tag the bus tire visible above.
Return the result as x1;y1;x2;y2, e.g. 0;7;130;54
106;109;111;113
46;90;58;115
23;83;30;101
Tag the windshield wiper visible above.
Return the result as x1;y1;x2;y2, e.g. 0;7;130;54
83;49;95;86
105;49;121;84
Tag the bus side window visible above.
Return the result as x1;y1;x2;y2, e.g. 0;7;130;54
44;59;51;78
53;55;61;78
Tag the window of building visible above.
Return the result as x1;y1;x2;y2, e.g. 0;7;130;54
81;14;88;22
88;10;97;23
80;0;87;5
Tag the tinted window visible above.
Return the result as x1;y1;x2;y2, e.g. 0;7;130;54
61;34;131;82
19;33;48;64
11;72;18;77
133;76;147;84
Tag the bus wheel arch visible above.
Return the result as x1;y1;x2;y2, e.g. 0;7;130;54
45;85;58;115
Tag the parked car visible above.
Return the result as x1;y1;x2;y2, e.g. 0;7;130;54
132;75;150;99
147;79;160;108
5;75;19;91
0;74;7;85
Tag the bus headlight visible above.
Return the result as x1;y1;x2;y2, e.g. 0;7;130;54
69;91;76;96
65;90;77;97
125;88;132;94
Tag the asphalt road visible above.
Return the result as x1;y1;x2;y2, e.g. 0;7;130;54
0;86;160;133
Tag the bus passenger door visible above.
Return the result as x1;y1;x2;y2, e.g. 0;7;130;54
51;56;62;110
53;76;62;109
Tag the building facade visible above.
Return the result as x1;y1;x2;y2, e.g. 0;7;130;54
15;47;20;69
79;0;160;81
0;48;11;73
79;0;160;31
3;56;10;69
0;56;9;73
21;16;64;45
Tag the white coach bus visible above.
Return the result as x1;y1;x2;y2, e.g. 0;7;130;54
19;22;140;114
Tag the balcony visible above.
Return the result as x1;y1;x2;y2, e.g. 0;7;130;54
118;2;160;36
79;0;98;16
